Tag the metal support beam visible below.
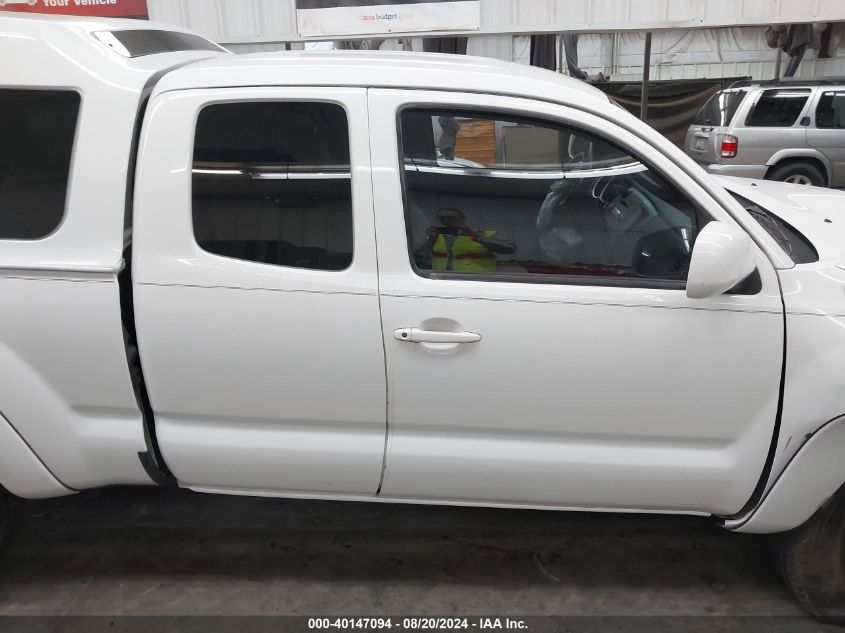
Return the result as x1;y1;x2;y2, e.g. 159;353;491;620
774;47;782;80
640;32;652;122
557;34;564;74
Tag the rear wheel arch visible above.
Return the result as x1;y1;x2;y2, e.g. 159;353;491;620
766;157;829;186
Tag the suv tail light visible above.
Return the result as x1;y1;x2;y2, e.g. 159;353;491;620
721;134;739;158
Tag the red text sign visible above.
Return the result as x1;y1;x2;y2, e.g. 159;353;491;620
0;0;149;18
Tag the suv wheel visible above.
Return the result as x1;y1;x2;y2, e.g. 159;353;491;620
768;162;826;187
779;489;845;623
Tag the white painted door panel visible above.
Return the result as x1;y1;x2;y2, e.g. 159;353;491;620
379;290;781;514
369;90;784;515
133;87;386;495
134;284;386;494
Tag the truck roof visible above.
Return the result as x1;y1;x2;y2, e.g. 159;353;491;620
0;11;607;111
0;11;228;89
153;50;610;109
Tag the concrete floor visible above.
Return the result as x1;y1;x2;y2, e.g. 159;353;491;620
0;487;839;631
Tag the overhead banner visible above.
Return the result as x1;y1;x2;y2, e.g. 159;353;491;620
0;0;148;18
296;0;480;37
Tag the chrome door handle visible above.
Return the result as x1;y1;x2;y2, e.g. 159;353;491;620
393;328;482;344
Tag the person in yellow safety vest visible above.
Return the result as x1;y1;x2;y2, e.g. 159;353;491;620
426;207;516;273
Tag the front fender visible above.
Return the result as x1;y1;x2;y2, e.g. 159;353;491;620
724;415;845;534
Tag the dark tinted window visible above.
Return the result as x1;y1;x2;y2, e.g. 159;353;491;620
731;193;818;264
746;89;810;127
0;89;79;240
192;102;353;271
816;91;845;129
98;30;224;57
693;90;746;127
401;110;708;286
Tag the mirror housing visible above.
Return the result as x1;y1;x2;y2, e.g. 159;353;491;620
686;222;756;300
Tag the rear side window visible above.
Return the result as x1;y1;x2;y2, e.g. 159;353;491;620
816;91;845;129
746;89;810;127
693;90;746;127
192;101;353;271
0;89;80;240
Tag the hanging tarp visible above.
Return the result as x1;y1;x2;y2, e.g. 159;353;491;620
595;79;747;147
0;0;148;18
296;0;480;38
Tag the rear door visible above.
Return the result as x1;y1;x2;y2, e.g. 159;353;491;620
808;89;845;186
132;87;387;495
685;89;746;164
739;88;812;166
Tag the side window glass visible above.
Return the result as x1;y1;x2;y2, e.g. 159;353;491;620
746;89;810;127
816;92;845;129
400;110;707;285
192;101;353;271
693;90;746;127
0;89;80;239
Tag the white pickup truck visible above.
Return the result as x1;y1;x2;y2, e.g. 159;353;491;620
2;12;845;620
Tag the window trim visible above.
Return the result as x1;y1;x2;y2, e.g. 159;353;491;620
189;98;356;273
0;86;82;242
395;103;715;291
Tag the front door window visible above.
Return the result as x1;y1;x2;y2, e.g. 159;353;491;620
400;110;709;287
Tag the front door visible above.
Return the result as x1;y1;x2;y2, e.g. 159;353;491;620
133;88;386;495
369;89;784;516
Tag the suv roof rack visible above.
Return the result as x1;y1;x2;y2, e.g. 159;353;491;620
728;77;845;89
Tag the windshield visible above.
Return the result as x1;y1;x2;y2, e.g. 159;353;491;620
730;192;818;264
693;90;746;127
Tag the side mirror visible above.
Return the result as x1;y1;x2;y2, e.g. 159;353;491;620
686;221;756;300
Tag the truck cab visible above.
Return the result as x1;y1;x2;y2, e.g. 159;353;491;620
3;13;845;620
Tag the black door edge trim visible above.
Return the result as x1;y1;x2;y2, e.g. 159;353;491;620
719;280;788;525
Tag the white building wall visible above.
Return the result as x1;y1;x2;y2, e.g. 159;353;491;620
149;0;845;80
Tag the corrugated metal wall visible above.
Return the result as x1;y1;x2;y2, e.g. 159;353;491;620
148;0;845;80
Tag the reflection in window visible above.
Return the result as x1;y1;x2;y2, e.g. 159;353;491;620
401;110;707;284
192;101;353;271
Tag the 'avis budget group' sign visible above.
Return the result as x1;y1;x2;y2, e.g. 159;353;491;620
296;0;481;37
0;0;148;18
